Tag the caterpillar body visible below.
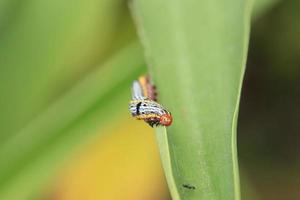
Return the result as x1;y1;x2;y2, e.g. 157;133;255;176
129;75;172;127
131;75;157;101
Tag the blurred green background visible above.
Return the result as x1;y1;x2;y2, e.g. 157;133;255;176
239;0;300;199
0;0;299;199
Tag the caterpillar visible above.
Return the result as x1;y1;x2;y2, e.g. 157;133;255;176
131;75;157;101
129;75;172;127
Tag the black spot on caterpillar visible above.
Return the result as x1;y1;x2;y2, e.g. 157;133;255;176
136;102;142;115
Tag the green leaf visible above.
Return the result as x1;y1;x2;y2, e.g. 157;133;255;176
0;42;145;200
131;0;252;199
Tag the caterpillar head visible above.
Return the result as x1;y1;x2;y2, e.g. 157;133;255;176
159;113;173;126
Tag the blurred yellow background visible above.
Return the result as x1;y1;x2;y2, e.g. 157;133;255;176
51;116;170;200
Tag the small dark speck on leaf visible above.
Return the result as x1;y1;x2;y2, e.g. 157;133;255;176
182;184;196;190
